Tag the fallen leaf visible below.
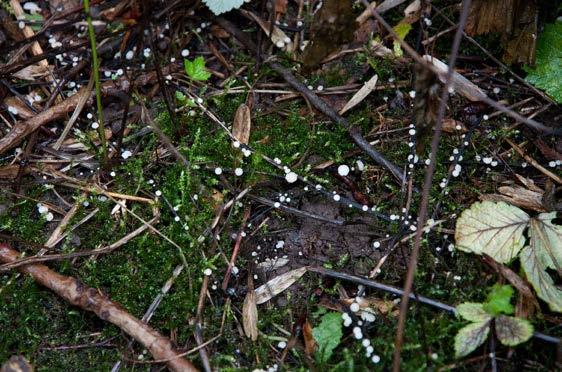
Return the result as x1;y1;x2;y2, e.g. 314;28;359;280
242;290;259;341
232;104;251;145
442;118;468;134
242;10;294;52
480;185;545;212
3;97;34;119
520;213;562;312
455;201;529;263
254;267;307;304
456;303;492;322
303;318;316;356
257;257;289;271
339;75;378;115
1;355;33;372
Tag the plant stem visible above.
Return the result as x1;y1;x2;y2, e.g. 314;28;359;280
83;0;107;165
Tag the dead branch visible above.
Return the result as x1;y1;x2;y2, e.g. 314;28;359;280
0;243;198;372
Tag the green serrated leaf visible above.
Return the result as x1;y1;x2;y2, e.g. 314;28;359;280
495;315;534;346
392;23;412;57
184;56;211;81
520;212;562;312
312;312;343;363
455;201;529;263
456;303;492;322
454;320;490;358
524;22;562;103
483;284;514;316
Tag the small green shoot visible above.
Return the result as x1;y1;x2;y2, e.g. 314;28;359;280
184;56;212;81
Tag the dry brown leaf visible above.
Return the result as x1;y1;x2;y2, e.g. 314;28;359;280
2;97;34;119
339;75;378;115
242;291;259;341
442;118;468;134
303;318;316;355
12;64;52;81
514;174;543;193
275;0;288;15
232;104;251;145
423;55;487;102
254;267;307;304
242;10;293;52
0;87;90;155
257;257;289;271
480;185;545;212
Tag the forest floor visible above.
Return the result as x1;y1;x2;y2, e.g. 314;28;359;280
0;0;561;371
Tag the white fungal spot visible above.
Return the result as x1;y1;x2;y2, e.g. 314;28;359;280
45;212;54;221
234;168;243;176
350;303;360;312
371;355;381;363
274;202;281;208
285;172;298;183
155;190;162;196
203;268;212;276
409;90;416;98
277;341;287;349
333;194;341;201
7;106;18;115
373;241;380;248
181;49;190;57
91;122;99;129
121;150;133;159
353;327;363;339
125;50;134;60
337;164;350;177
214;167;223;175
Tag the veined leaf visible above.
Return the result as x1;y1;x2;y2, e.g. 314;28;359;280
202;0;247;15
312;312;343;363
456;303;492;322
495;315;533;346
524;22;562;103
520;212;562;312
454;320;490;358
455;201;529;263
184;56;211;81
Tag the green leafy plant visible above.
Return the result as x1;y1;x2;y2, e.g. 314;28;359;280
392;23;412;57
455;284;533;358
312;311;343;364
525;22;562;103
184;56;212;81
455;201;562;312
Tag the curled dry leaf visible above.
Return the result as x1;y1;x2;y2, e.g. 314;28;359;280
339;74;378;115
3;97;35;119
232;104;251;145
242;290;259;341
423;55;488;102
257;257;289;271
480;185;545;212
254;267;307;304
242;10;294;52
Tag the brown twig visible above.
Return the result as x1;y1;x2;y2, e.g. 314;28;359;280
0;243;198;372
366;0;472;369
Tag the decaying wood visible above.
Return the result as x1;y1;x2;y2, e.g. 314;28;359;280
0;244;198;372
